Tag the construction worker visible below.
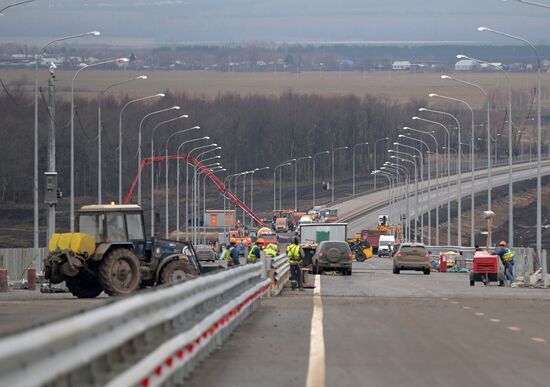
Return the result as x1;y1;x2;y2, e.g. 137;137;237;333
247;241;261;264
265;243;279;257
226;241;240;267
287;237;304;291
495;241;515;284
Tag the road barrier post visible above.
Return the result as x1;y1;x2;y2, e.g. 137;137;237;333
542;250;548;287
27;268;36;290
0;269;7;292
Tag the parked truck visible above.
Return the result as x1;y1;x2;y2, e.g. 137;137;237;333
44;204;202;298
299;222;348;267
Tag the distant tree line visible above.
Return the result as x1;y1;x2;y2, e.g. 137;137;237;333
0;84;538;206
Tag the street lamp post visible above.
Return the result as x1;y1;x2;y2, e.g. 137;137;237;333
419;107;462;246
223;172;244;239
394;143;424;241
0;0;34;14
118;93;165;203
477;26;541;252
38;31;100;242
353;142;369;196
388;152;418;240
423;96;477;247
279;159;296;210
404;127;440;246
194;148;222;237
295;156;312;210
273;163;292;212
164;126;201;237
413;115;452;245
441;74;491;214
384;163;411;239
97;74;144;204
175;137;208;240
312;151;330;208
250;167;270;228
150;115;189;235
137;106;180;205
332;146;348;202
400;133;434;245
388;163;412;241
373;137;390;190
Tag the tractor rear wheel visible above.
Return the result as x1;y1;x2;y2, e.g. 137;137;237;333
99;248;141;296
66;276;103;298
160;259;197;284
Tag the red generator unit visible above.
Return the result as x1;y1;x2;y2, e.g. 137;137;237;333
470;251;504;286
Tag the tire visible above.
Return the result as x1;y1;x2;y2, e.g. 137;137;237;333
347;268;352;276
326;248;341;263
66;276;103;298
160;259;197;284
99;248;141;296
423;269;431;275
355;251;366;262
470;280;475;286
393;266;400;274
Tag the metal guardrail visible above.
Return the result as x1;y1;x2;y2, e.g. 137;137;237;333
0;262;270;387
268;254;290;295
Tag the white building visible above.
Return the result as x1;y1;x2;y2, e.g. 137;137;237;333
455;59;476;71
392;61;411;70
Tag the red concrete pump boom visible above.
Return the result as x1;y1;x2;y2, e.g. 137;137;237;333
124;154;267;227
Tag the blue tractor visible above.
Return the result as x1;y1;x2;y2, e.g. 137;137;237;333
44;204;202;298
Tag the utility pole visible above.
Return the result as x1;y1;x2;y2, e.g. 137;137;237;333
45;64;58;243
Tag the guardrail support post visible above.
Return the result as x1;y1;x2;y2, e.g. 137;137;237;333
0;269;8;292
542;250;548;287
27;268;36;291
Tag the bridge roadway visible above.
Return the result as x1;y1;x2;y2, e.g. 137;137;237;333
334;159;550;236
186;258;550;387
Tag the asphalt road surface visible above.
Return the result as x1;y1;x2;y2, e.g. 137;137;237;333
187;258;550;387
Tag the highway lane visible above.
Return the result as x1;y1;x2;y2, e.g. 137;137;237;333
344;160;550;236
186;258;550;387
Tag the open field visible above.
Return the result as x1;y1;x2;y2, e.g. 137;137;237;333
3;69;549;107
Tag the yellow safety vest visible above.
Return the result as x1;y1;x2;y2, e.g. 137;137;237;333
287;244;301;264
226;247;235;262
503;249;514;262
248;246;260;262
265;247;278;257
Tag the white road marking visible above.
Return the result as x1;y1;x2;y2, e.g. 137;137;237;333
532;337;546;343
508;326;521;332
475;312;485;316
490;318;501;323
462;306;471;310
450;301;459;304
306;274;325;387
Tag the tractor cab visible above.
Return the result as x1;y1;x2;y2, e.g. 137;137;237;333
77;204;152;261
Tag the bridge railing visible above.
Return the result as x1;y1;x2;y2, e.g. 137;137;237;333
0;262;271;387
268;254;290;296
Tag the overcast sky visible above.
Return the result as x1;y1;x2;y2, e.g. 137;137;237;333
1;0;549;46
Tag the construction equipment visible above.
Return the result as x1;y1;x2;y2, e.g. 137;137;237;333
347;237;373;262
44;204;202;298
470;250;505;286
256;227;277;248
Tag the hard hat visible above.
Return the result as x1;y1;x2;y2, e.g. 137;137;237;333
293;237;300;244
499;241;507;246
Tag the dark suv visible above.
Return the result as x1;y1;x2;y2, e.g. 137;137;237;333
312;241;352;275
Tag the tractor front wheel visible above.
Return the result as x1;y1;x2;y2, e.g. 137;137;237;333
99;249;141;296
66;276;103;298
160;259;197;284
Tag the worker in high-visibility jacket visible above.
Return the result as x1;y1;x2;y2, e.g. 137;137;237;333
247;241;261;264
264;243;279;257
287;237;305;291
495;241;515;284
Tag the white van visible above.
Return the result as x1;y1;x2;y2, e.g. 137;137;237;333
378;235;396;257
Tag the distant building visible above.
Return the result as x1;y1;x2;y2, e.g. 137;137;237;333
392;61;411;71
479;62;503;71
455;59;476;71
